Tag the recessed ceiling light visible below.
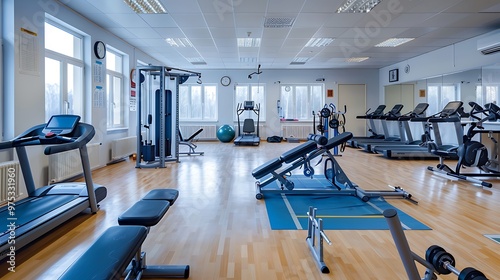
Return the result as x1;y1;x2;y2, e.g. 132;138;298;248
290;57;310;65
186;57;206;65
375;38;415;47
165;38;193;47
240;57;258;63
345;57;369;62
123;0;166;14
237;38;261;47
337;0;382;13
305;38;335;47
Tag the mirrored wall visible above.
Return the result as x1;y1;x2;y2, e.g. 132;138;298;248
385;63;500;116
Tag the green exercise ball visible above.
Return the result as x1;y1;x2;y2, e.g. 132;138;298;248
217;125;235;142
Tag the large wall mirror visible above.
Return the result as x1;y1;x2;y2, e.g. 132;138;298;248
385;63;500;117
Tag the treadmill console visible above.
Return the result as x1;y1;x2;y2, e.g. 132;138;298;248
244;101;255;110
439;101;463;117
42;115;81;136
371;105;386;115
412;103;429;116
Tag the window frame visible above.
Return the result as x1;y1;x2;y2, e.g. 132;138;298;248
44;19;85;121
279;84;324;121
233;83;266;122
179;83;218;122
427;83;460;115
106;47;127;129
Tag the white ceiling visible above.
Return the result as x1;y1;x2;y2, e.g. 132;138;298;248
61;0;500;70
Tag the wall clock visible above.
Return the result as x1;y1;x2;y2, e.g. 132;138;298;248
94;41;106;59
221;76;231;86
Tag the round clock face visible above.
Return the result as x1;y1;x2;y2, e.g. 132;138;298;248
94;41;106;59
285;86;291;92
221;76;231;86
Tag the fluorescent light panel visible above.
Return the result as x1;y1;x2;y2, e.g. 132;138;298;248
337;0;382;13
237;38;261;47
345;57;369;62
375;38;415;47
305;38;334;47
165;38;193;47
186;57;206;65
264;17;295;28
123;0;166;14
240;57;258;63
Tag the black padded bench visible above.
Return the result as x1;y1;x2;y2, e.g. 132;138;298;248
322;132;353;151
59;188;189;280
280;140;317;163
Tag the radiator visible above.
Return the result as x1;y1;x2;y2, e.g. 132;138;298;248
111;136;137;161
282;125;313;139
48;143;101;184
0;161;20;204
180;125;217;140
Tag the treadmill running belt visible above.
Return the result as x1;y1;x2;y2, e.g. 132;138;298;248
0;195;79;235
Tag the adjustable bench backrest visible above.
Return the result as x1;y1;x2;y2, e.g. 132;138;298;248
280;141;318;164
322;132;353;151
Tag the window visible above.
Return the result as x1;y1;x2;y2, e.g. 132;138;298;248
234;84;266;121
106;48;126;128
427;84;459;115
179;84;218;121
280;84;323;121
476;84;499;105
44;19;84;121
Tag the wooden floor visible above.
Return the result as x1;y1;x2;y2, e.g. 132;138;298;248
1;141;500;279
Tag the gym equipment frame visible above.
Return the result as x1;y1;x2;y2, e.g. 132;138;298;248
135;65;201;168
306;206;332;274
0;115;106;259
252;132;416;203
384;209;488;280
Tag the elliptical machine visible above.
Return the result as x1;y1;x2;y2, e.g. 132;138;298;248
427;102;500;188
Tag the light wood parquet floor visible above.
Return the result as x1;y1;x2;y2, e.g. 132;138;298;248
1;141;500;279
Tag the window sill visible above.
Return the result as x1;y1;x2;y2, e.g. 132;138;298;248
107;127;128;133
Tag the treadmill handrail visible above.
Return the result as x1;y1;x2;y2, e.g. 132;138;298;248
44;123;95;155
0;122;95;155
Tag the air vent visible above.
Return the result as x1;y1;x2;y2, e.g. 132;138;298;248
264;17;295;28
477;30;500;55
190;61;207;65
290;61;306;65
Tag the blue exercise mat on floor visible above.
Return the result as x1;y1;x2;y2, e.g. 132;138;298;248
263;177;431;230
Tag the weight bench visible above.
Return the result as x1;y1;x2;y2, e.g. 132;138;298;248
253;132;416;203
179;128;204;156
59;189;189;280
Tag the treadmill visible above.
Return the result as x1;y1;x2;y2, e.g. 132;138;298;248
234;101;260;146
346;105;386;148
374;101;464;159
0;115;107;259
370;103;429;152
354;104;405;152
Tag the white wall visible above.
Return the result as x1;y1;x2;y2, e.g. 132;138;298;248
197;68;379;138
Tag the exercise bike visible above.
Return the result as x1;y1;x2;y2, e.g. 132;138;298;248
427;102;500;188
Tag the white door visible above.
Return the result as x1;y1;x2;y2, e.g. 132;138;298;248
338;84;366;137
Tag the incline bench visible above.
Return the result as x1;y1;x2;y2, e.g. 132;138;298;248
252;132;416;203
59;189;189;280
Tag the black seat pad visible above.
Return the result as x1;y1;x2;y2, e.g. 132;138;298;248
323;132;353;150
59;226;148;280
143;189;179;205
118;200;170;227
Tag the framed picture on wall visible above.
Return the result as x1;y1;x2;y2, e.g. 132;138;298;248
389;69;399;82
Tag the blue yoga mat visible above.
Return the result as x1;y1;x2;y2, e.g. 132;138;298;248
263;177;431;230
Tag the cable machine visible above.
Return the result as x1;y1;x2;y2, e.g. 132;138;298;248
135;65;201;168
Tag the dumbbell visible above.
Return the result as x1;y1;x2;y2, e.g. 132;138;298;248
307;134;327;145
425;245;488;280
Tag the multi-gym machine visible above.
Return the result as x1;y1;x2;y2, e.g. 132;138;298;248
313;103;347;155
135;65;201;168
